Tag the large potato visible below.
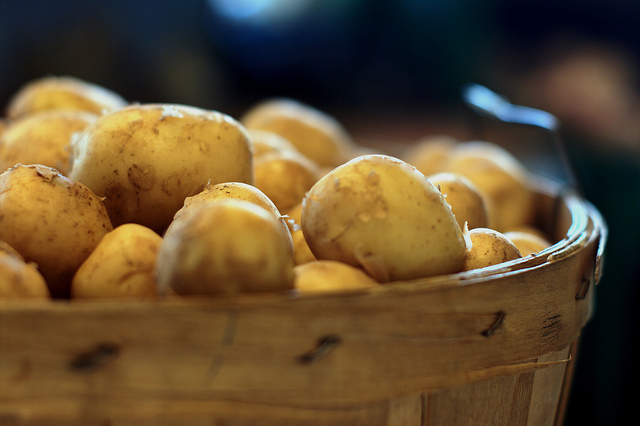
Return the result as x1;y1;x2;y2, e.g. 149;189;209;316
69;103;254;233
0;110;98;175
0;241;50;300
294;260;379;294
241;98;356;168
464;228;523;271
172;181;293;253
0;164;114;298
253;150;322;214
302;154;467;282
444;141;536;231
71;224;162;299
5;76;127;119
428;172;489;230
156;199;295;296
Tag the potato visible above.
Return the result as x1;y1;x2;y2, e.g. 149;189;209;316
69;103;253;233
285;202;317;265
302;154;467;282
71;224;162;299
0;110;98;175
503;231;552;257
401;135;458;176
464;228;523;271
428;172;489;230
5;76;127;119
0;241;50;300
253;150;322;214
248;128;298;158
294;260;379;294
156;199;295;296
241;98;356;168
173;181;293;253
444;141;536;231
0;164;114;298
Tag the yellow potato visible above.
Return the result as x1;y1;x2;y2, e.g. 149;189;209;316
464;228;523;271
0;241;50;300
285;203;317;265
69;103;253;233
253;150;322;214
172;181;293;253
503;231;552;257
428;172;489;230
401;135;457;176
0;110;98;175
444;141;536;231
302;154;466;282
71;224;162;299
0;164;114;298
5;76;127;119
156;199;295;296
294;260;379;294
248;128;298;158
241;98;356;168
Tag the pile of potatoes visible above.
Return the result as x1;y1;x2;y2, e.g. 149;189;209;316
0;76;553;301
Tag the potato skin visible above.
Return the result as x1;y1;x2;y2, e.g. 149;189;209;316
429;172;489;230
0;241;50;300
0;110;98;175
503;231;552;257
71;224;162;299
302;154;467;282
69;104;254;233
0;164;114;298
294;260;379;294
5;76;127;119
464;228;523;271
156;199;295;296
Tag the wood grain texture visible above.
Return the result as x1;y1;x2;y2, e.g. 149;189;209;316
0;188;607;425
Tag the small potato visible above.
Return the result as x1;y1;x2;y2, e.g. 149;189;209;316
0;110;98;175
401;135;458;176
285;203;317;265
503;231;552;257
173;181;293;253
429;172;489;230
253;150;322;214
464;228;523;271
70;103;254;233
294;260;379;294
0;164;114;298
248;129;299;158
0;241;50;300
71;224;162;299
156;199;295;296
5;76;127;119
302;155;467;282
241;98;356;168
444;141;536;231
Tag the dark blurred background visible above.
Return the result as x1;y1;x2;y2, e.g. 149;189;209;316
1;1;638;424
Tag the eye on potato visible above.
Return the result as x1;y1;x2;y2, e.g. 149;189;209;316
464;228;523;271
294;260;379;294
69;103;254;234
172;181;293;253
71;224;162;299
443;141;536;232
0;110;98;175
301;154;467;282
0;164;114;298
156;199;295;296
241;98;356;168
0;241;50;300
429;172;489;230
253;150;322;214
5;76;127;119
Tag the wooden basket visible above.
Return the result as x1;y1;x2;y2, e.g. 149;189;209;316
0;178;606;425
